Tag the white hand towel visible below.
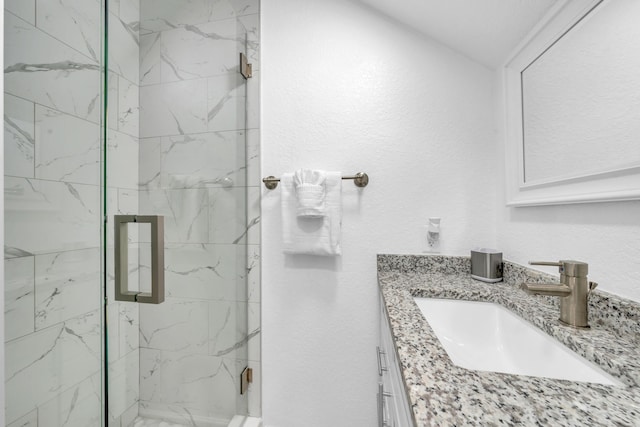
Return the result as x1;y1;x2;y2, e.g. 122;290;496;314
282;171;342;256
294;169;326;218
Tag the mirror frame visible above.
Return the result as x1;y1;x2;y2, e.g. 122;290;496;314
503;0;640;207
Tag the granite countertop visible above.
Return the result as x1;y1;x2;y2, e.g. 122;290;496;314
377;254;640;427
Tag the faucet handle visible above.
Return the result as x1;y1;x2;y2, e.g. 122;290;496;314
529;261;563;267
529;260;589;277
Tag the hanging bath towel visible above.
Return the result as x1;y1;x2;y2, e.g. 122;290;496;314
281;171;342;256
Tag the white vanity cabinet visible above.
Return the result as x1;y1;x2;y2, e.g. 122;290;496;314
377;295;415;427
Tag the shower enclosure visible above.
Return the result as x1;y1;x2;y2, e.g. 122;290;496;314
4;0;261;425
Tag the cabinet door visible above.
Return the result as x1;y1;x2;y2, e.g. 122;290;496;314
378;293;416;427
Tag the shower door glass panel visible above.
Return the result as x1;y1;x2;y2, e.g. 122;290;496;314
4;1;105;425
105;0;251;425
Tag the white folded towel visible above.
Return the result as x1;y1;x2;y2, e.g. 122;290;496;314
282;171;342;256
294;169;326;218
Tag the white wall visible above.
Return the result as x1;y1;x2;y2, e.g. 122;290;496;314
261;0;497;425
496;200;640;301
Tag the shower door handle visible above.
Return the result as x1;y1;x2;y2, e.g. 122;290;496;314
114;215;165;304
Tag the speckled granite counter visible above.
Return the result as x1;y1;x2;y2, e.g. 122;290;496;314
377;254;640;426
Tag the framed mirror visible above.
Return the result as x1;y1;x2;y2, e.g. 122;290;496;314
503;0;640;206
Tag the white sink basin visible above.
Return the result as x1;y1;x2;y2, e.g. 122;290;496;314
413;298;622;386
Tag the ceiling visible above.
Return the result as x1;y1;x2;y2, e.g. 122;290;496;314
358;0;558;68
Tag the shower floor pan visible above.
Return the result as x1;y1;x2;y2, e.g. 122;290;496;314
134;415;262;427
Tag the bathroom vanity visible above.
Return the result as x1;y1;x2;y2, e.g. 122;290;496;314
376;254;640;426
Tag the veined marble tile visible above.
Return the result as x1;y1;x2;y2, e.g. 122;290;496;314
139;137;162;190
9;412;39;427
139;79;208;138
119;302;140;357
118;77;140;137
246;129;260;187
246;186;260;245
247;302;260;362
139;299;209;353
4;177;100;255
109;0;120;17
136;241;153;294
4;256;35;341
246;361;261;418
164;243;238;301
120;402;140;427
137;403;234;426
109;13;140;84
161;131;246;188
107;129;139;189
228;0;260;17
36;0;101;62
139;188;209;243
127;243;143;293
108;349;140;422
35;105;100;185
207;73;246;132
105;239;116;303
5;0;35;25
246;70;260;130
235;244;248;302
160;19;240;83
104;187;140;257
245;245;260;303
5;246;35;259
208;187;247;244
4;94;35;178
139;0;237;34
234;359;248;416
7;409;37;427
119;0;140;28
107;72;119;130
34;248;101;330
105;242;142;305
238;13;260;72
38;373;102;427
5;310;101;424
140;32;161;86
208;300;246;358
107;301;121;361
4;13;101;123
118;188;140;214
139;348;237;419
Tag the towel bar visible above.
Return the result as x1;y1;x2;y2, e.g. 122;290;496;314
262;172;369;190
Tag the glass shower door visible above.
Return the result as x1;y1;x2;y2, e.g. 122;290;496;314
105;1;251;425
4;1;105;425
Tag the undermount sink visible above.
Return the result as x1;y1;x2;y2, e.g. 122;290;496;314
413;297;622;386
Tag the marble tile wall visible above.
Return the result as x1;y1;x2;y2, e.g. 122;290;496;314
4;0;105;425
5;0;260;425
136;0;261;422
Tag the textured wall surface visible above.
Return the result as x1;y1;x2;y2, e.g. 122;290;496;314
495;200;640;302
261;0;497;425
521;0;640;183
